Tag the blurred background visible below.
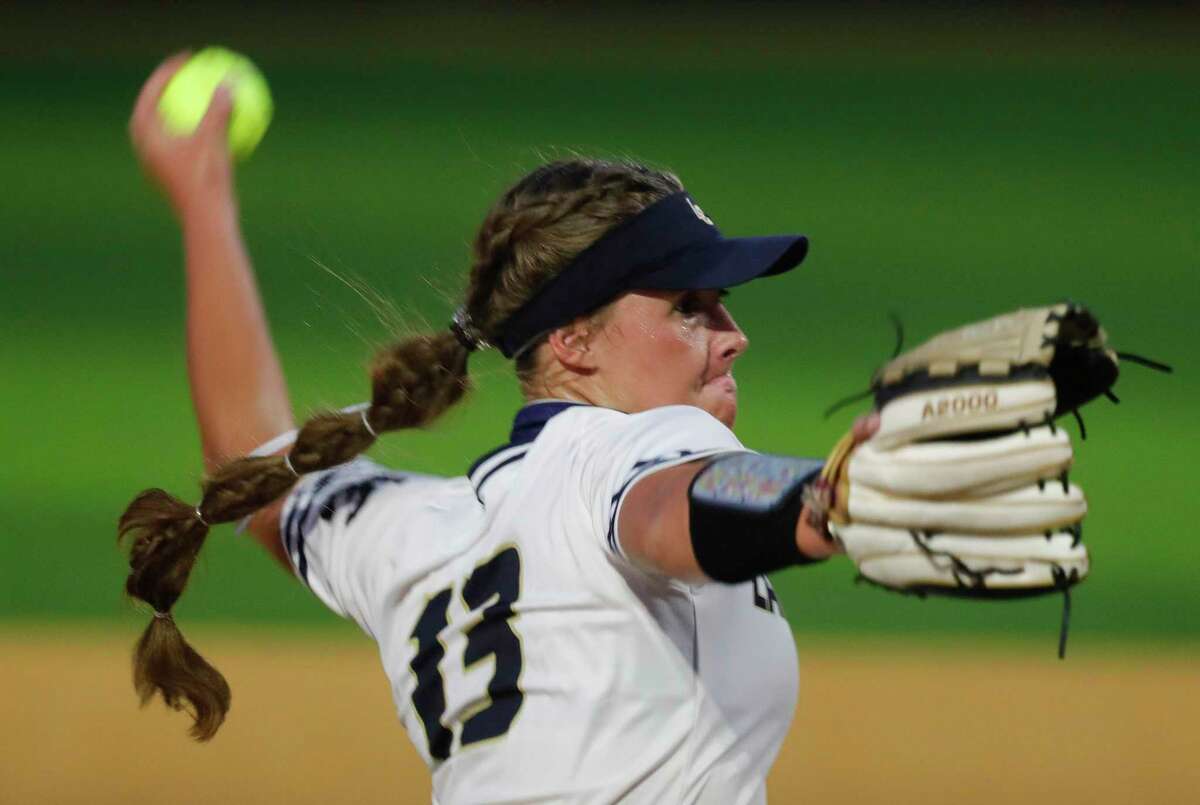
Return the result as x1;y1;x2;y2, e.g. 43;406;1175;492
2;3;1197;804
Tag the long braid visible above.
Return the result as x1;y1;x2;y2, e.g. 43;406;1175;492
117;157;681;740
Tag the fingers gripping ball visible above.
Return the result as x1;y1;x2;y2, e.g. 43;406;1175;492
157;47;273;160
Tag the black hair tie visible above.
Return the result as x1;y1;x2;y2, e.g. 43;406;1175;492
450;307;489;353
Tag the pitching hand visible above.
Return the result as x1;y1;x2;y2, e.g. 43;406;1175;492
129;52;235;217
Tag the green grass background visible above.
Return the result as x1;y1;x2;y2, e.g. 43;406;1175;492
2;6;1196;645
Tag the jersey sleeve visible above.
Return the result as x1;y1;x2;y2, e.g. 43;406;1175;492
278;458;422;634
571;405;748;561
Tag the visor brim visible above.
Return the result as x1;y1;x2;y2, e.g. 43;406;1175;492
637;234;808;291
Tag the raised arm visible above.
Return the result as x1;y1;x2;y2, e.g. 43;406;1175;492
130;54;294;565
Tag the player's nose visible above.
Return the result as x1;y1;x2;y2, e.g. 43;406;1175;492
714;307;749;363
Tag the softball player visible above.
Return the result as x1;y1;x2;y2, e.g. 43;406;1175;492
122;55;876;804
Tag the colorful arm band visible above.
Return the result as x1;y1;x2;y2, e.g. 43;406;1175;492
687;452;826;583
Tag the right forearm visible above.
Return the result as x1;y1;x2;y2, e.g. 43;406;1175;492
182;199;294;471
130;55;293;566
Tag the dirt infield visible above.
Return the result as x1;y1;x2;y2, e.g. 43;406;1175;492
4;626;1197;804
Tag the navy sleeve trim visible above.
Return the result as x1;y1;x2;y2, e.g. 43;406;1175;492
468;444;529;501
604;448;730;556
472;450;529;503
281;460;415;586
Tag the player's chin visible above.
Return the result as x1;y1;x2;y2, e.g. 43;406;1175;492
699;377;739;428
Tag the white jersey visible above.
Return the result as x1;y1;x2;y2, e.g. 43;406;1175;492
280;402;799;804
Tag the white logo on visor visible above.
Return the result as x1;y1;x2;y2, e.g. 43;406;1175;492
687;198;715;226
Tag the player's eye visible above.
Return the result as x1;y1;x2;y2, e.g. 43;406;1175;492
673;290;730;317
673;292;704;316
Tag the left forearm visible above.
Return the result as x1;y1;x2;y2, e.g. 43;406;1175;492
618;460;837;583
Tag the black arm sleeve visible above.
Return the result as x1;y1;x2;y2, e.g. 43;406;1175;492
687;452;825;583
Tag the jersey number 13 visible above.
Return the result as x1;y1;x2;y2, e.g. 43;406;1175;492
408;546;524;762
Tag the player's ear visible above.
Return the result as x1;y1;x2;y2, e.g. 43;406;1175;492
547;319;598;372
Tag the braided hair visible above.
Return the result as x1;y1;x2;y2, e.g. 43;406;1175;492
117;158;684;740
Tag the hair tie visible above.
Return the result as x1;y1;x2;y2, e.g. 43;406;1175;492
360;408;379;438
194;507;209;527
282;452;299;476
450;307;489;352
153;609;173;621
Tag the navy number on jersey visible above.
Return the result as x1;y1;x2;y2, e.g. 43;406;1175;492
408;546;525;761
460;548;524;745
409;589;454;760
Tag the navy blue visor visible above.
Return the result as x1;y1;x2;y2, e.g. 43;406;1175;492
495;191;808;357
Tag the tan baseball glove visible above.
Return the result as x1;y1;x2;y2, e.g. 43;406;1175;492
808;302;1168;655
